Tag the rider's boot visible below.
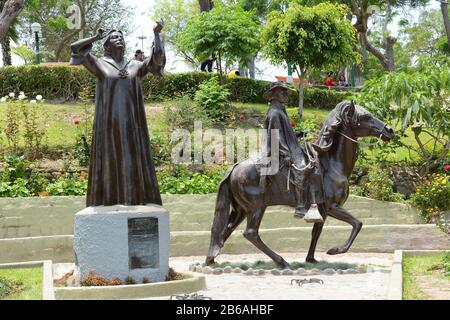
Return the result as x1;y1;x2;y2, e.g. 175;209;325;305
303;192;323;223
303;203;323;223
293;187;308;219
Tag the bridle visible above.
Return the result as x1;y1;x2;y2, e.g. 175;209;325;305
338;111;387;147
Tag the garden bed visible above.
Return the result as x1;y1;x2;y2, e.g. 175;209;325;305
52;263;206;300
189;260;369;276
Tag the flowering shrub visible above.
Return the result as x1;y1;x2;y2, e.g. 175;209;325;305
80;271;122;287
353;167;404;202
0;92;47;160
411;173;450;222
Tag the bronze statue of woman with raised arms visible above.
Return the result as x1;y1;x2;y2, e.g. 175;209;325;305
70;21;166;207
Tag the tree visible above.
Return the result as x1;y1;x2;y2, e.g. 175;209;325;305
180;4;260;82
152;0;199;67
10;43;33;64
0;0;22;42
438;0;450;51
18;0;133;62
360;55;450;175
344;0;429;72
400;9;447;58
261;2;359;118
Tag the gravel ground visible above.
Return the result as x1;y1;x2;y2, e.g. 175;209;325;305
168;252;393;300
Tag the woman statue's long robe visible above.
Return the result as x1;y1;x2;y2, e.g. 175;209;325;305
70;44;165;207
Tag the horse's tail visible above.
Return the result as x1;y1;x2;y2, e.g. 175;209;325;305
205;168;234;265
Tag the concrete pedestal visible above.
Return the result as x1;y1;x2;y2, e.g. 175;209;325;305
74;205;169;283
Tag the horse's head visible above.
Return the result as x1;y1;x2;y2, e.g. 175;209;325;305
346;101;395;142
313;101;395;153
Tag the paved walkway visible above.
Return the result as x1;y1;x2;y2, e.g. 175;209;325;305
168;252;393;300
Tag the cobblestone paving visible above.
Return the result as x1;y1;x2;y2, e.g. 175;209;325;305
169;252;393;300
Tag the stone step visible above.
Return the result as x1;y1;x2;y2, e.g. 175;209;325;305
0;224;448;264
0;195;423;238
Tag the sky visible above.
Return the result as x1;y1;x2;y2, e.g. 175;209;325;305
2;0;442;81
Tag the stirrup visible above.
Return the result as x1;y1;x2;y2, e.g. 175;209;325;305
304;204;323;223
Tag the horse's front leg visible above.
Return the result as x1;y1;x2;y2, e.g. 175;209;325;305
306;205;327;263
326;204;362;255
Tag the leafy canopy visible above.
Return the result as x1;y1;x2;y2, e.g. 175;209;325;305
179;4;261;65
260;2;359;73
358;55;450;173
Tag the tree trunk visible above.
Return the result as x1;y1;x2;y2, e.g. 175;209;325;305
0;0;23;42
199;0;213;12
248;55;255;79
217;50;223;83
1;33;11;65
441;1;450;51
297;69;305;120
353;0;395;72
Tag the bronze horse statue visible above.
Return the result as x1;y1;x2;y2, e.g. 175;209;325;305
206;101;395;268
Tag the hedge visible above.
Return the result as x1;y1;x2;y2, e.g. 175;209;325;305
0;65;356;109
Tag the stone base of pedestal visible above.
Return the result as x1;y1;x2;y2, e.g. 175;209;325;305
74;205;169;283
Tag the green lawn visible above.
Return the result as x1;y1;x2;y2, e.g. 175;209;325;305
403;253;450;300
0;267;43;300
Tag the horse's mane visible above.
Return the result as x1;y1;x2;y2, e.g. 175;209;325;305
312;101;358;153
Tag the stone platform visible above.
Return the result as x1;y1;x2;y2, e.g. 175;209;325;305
74;205;169;283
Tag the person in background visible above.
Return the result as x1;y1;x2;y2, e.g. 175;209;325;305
134;49;144;61
323;71;336;86
201;55;216;72
227;70;240;78
338;75;349;87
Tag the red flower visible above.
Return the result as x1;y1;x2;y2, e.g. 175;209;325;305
73;119;81;125
215;151;224;158
45;192;49;197
443;165;450;172
290;121;297;127
239;115;245;121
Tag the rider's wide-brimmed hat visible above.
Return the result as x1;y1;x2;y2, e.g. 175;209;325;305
263;81;296;100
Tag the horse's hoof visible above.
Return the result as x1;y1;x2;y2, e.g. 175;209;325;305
305;257;318;264
205;256;215;265
277;260;291;269
326;247;346;255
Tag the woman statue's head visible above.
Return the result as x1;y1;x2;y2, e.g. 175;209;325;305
102;30;125;56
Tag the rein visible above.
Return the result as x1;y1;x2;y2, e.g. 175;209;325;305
337;131;384;147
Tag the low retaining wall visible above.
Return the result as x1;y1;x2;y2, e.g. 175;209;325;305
0;194;423;239
1;224;448;264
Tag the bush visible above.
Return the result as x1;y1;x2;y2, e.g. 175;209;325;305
0;155;47;197
354;167;404;202
150;133;171;166
45;173;87;196
0;276;22;299
0;65;95;101
411;173;450;222
194;77;230;121
0;66;356;109
157;165;226;194
162;96;212;130
80;271;122;287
